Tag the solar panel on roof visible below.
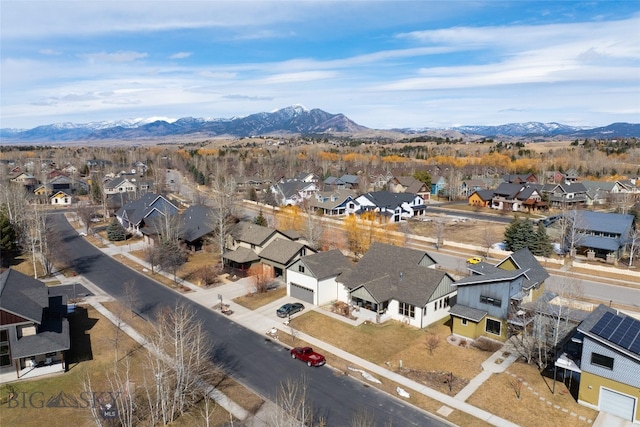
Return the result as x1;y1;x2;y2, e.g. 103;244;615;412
600;316;623;340
610;317;634;343
618;327;638;349
591;311;614;336
629;337;640;355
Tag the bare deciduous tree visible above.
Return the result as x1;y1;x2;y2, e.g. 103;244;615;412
270;375;315;427
209;175;237;257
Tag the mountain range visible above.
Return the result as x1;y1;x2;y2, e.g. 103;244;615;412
1;105;638;143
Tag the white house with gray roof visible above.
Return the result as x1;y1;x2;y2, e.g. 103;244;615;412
286;250;352;305
353;191;426;222
336;243;456;328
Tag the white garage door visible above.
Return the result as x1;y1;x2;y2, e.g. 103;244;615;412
290;283;314;304
600;388;636;421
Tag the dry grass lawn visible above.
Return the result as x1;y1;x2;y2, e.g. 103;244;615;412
409;216;509;248
233;287;286;310
467;361;598;427
290;313;487;382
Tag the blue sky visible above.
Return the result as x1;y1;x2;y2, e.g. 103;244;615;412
1;1;639;130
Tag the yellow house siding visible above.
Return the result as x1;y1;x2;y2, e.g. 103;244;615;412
452;316;481;339
579;371;640;422
497;258;517;271
468;193;486;207
478;317;508;342
530;284;545;301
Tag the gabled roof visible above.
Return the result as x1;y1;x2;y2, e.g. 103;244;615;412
222;247;260;263
339;174;359;185
298;249;352;280
338;242;447;307
0;269;48;324
393;176;429;194
180;205;215;242
578;210;634;235
116;193;178;226
500;247;550;290
229;221;279;246
449;304;487;322
259;239;313;265
460;247;548;291
358;191;419;209
9;318;70;359
471;189;495;201
105;176;134;189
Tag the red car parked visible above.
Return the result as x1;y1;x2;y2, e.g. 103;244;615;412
290;347;326;367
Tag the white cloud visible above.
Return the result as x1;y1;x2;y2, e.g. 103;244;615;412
170;52;192;59
81;51;148;63
39;48;61;56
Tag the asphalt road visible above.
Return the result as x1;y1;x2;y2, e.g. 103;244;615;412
52;213;449;427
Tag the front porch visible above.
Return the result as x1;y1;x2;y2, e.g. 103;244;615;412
0;359;65;382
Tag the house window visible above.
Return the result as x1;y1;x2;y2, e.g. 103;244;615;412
461;318;468;326
298;265;305;273
485;318;501;335
434;302;438;311
251;244;255;250
398;302;415;318
480;295;502;307
591;353;614;370
0;330;9;366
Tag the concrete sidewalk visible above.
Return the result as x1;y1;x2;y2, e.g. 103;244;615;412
65;223;526;426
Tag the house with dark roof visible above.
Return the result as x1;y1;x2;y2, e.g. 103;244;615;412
307;189;357;216
541;182;588;208
567;210;634;261
286;250;352;305
258;239;315;280
0;269;70;380
502;173;538;184
491;182;546;212
179;205;216;251
468;189;495;208
104;176;139;195
222;221;305;276
115;193;179;237
387;176;431;201
324;174;359;190
575;305;640;423
449;247;549;342
336;243;456;328
270;179;319;206
354;191;426;222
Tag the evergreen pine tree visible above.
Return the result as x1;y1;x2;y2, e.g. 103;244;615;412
107;218;127;241
504;217;536;252
0;209;18;265
254;210;268;227
532;222;553;257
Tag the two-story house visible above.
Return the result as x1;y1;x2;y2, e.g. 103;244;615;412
353;191;426;222
115;192;179;237
575;305;640;423
491;183;545;212
387;176;431;201
449;248;549;342
307;189;357;216
285;250;352;305
541;182;588;208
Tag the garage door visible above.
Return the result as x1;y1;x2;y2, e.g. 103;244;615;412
600;388;636;421
290;283;314;304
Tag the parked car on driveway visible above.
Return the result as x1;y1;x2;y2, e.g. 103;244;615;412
277;302;305;318
290;347;326;367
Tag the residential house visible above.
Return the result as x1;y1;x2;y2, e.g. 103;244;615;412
431;176;447;198
50;190;72;206
285;250;352;305
449;248;549;342
223;221;303;275
387;176;431;201
369;171;394;190
575;305;640;423
258;239;316;280
324;174;359;190
468;189;495;208
460;179;486;197
271;178;319;206
9;172;37;189
491;183;546;212
502;173;538;184
104;176;139;195
179;205;215;251
0;269;70;380
307;189;357;216
564;169;579;183
115;193;179;238
567;211;634;261
541;182;588;208
354;191;426;222
337;243;456;328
